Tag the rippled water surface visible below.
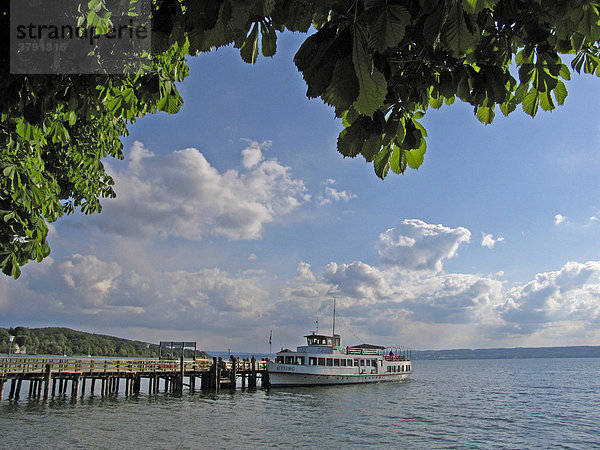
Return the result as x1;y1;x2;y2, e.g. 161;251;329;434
2;358;599;448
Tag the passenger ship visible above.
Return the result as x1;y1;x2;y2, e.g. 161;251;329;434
266;332;412;386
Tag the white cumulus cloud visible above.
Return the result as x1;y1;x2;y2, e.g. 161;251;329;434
376;219;471;272
92;141;309;241
0;253;271;333
317;179;357;205
323;261;394;300
60;254;122;305
241;139;269;169
554;214;567;225
481;232;504;249
499;261;600;332
6;215;600;351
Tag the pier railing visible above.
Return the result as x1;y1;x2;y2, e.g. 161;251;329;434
0;357;267;377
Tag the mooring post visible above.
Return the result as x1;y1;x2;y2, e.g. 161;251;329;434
262;366;270;388
229;356;237;390
249;356;257;389
15;379;22;399
179;356;184;394
8;379;16;400
73;376;80;398
0;379;4;401
216;357;222;393
211;357;218;390
190;357;197;392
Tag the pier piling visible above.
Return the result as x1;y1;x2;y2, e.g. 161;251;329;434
179;356;184;395
8;379;15;399
229;356;237;389
249;356;257;389
43;364;51;400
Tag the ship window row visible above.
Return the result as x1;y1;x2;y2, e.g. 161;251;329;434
387;365;411;372
306;336;341;346
277;356;385;366
305;357;378;367
276;356;306;364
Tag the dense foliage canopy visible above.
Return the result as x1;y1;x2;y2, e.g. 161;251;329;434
1;326;209;357
1;0;600;278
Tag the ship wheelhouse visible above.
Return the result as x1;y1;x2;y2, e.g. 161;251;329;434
304;332;341;347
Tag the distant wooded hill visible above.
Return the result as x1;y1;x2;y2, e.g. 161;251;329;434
412;346;600;360
1;327;210;358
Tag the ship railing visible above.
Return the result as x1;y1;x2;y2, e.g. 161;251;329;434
346;348;379;355
0;357;215;376
221;359;268;371
383;355;410;361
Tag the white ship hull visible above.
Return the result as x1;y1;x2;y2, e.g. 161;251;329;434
267;367;410;386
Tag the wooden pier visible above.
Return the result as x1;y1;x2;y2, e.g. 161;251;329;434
0;356;270;401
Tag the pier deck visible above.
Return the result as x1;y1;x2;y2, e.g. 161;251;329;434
0;356;269;401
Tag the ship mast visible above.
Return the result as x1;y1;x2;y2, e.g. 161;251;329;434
332;298;336;338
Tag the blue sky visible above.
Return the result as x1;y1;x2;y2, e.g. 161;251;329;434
2;31;600;352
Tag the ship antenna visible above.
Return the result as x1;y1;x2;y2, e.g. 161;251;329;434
339;316;364;344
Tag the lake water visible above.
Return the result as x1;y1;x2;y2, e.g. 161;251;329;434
1;358;599;448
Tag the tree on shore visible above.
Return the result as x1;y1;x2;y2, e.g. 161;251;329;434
1;0;599;277
1;326;209;357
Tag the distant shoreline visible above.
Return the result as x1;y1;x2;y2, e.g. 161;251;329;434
3;327;599;360
412;346;600;360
